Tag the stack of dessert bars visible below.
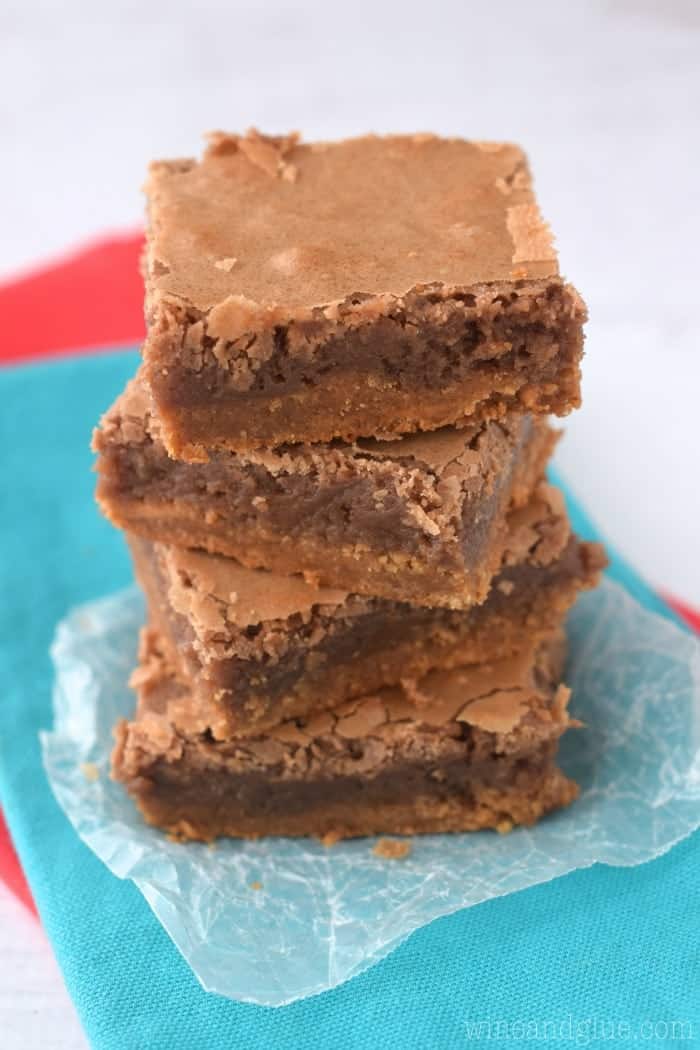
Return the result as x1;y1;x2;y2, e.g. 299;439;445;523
93;130;605;843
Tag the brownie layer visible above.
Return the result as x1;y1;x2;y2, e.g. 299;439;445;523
129;532;605;739
94;375;560;606
113;633;579;841
147;278;584;458
143;131;584;455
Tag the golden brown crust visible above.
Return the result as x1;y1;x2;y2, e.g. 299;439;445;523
116;771;579;843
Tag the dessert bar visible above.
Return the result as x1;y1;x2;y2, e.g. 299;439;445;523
128;532;605;739
113;631;579;842
95;375;558;607
142;130;585;457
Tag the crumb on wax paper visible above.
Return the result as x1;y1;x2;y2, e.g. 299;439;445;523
373;838;413;860
80;762;99;782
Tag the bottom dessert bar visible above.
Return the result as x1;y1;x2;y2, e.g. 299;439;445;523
112;632;579;842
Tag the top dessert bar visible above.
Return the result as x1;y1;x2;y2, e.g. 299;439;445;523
143;130;585;458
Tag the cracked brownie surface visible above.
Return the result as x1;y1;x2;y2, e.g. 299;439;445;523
141;130;585;456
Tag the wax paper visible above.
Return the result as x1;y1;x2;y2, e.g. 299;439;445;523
41;579;700;1006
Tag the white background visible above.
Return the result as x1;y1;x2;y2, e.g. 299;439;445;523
1;1;699;1046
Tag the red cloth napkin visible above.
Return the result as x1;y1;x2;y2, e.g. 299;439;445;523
1;234;697;914
0;812;36;913
0;233;145;364
0;234;142;911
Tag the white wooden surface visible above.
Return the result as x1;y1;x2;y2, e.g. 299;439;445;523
2;1;699;1046
0;888;87;1049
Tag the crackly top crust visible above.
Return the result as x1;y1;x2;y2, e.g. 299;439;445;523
145;130;559;331
120;630;572;779
161;543;351;630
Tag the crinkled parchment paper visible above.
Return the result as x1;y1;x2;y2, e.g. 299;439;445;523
41;580;700;1005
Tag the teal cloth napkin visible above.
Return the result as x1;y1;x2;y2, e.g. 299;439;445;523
0;350;698;1050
